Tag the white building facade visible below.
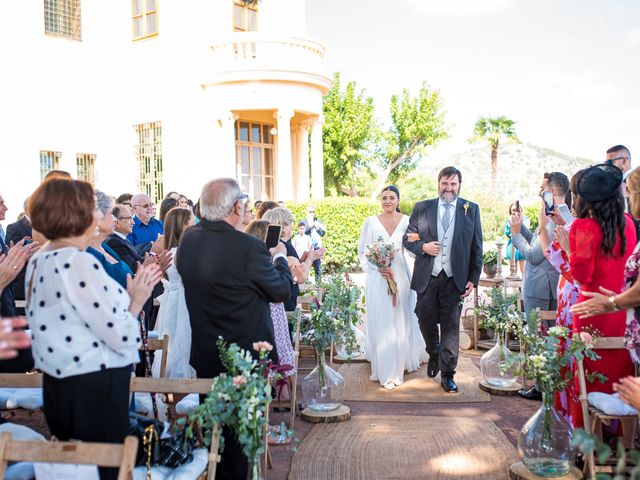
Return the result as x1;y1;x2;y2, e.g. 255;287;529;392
0;0;330;219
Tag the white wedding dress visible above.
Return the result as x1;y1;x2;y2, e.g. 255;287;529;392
358;215;428;386
151;247;196;379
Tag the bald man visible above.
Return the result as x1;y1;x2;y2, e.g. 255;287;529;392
127;193;164;255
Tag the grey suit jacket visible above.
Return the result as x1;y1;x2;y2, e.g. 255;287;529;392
511;204;574;300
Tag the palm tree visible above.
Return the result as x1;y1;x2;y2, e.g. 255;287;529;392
468;116;520;191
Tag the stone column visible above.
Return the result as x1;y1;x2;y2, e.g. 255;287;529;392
275;109;294;201
216;111;238;178
295;121;310;201
310;115;325;199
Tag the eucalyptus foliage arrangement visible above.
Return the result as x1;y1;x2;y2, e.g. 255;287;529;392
475;287;524;338
301;273;363;355
180;338;278;479
504;312;605;394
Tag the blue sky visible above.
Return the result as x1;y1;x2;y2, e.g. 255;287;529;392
307;0;640;163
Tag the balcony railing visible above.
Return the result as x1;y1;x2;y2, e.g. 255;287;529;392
208;33;331;91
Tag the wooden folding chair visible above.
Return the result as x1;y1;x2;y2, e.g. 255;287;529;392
0;432;138;480
0;373;44;422
130;377;218;479
139;335;170;378
577;336;638;478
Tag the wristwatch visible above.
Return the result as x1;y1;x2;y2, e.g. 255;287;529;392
608;295;621;311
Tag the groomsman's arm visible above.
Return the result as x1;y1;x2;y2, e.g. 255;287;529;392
403;204;425;256
511;233;546;265
468;204;483;286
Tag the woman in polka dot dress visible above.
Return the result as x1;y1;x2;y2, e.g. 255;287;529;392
26;179;162;480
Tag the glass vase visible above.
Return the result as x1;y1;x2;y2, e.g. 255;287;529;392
518;393;574;477
480;334;518;387
302;350;345;412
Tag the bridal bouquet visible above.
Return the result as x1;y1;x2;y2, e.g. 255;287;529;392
365;236;398;307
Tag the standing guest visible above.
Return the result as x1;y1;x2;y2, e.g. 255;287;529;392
151;208;195;379
302;204;327;282
238;201;255;232
262;207;326;312
43;170;71;180
106;205;142;274
0;193;18;318
87;192;133;288
606;145;632;173
538;171;581;424
504;202;526;276
26;179;162;480
177;178;292;480
254;200;278;220
128;193;164;255
291;221;313;260
165;192;180;201
159;197;179;223
179;195;189;209
566;164;636;427
403;166;482;394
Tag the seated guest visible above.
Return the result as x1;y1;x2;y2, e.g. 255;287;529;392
151;208;195;379
567;164;636;427
177;178;292;480
127;193;164;255
115;193;133;215
106;204;142;274
159;197;179;223
26;179;162;480
88;192;133;288
262;207;326;311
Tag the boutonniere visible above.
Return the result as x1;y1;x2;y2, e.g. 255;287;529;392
464;202;470;216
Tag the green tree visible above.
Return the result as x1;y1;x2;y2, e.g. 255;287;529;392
370;83;448;201
468;116;521;192
323;73;378;196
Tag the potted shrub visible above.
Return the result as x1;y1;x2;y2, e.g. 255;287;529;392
483;250;498;278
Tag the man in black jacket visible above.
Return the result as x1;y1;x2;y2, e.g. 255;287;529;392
403;166;483;394
6;199;33;307
177;178;292;480
106;204;142;273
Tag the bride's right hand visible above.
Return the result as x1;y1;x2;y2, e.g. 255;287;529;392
378;267;392;279
406;233;420;243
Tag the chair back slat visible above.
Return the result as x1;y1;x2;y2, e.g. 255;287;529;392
143;335;170;378
538;310;556;321
130;377;213;395
0;433;138;479
0;373;43;388
593;336;625;349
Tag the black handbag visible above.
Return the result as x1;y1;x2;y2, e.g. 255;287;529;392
129;412;195;469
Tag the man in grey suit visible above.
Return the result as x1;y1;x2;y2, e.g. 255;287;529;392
510;172;574;316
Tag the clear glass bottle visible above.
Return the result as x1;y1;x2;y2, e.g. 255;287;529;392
519;393;574;477
302;351;345;412
480;335;518;387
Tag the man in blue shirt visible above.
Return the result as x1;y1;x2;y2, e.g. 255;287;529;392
127;193;164;255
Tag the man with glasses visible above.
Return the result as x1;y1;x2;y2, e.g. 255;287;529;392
127;193;164;255
606;145;631;173
106;204;142;274
302;204;326;283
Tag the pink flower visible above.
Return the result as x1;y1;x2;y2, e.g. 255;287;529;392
232;375;247;387
579;331;594;348
253;341;273;353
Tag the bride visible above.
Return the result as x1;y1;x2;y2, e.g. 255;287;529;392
358;185;427;390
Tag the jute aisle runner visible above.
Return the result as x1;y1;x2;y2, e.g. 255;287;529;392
336;356;490;403
289;415;518;480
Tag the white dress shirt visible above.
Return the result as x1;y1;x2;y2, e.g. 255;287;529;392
437;197;457;224
26;247;141;378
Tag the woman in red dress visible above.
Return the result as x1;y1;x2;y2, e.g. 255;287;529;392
569;164;636;427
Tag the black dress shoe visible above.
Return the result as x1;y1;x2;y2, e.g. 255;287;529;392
518;386;542;401
441;374;458;393
427;357;439;378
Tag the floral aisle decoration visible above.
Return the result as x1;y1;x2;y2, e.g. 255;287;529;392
300;274;362;411
364;236;398;306
482;249;499;278
504;312;606;478
181;338;285;480
475;287;524;387
321;273;364;358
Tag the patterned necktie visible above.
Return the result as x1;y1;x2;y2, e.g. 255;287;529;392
442;203;453;232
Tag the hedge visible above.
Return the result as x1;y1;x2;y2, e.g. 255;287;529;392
286;198;380;273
